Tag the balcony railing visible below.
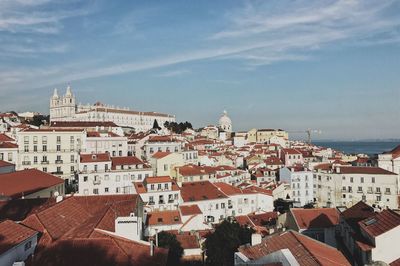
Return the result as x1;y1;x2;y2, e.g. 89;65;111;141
93;180;101;185
55;160;63;164
51;171;64;175
41;161;49;165
148;201;155;205
168;199;174;203
22;161;31;165
385;191;391;195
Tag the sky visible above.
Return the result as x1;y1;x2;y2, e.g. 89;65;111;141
0;0;399;140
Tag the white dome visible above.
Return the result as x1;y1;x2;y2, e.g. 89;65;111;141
218;110;232;132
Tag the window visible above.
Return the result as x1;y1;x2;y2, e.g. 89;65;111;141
342;176;345;180
84;176;88;182
42;136;47;144
70;166;74;173
357;186;362;192
372;177;375;183
164;183;168;189
138;174;142;180
24;145;29;152
42;145;47;151
104;175;109;180
71;155;74;163
24;241;32;251
57;136;61;143
24;136;29;144
42;167;47;172
221;203;225;208
33;136;38;144
376;195;381;201
385;188;391;194
105;187;109;193
376;187;381;193
150;184;155;190
33;156;38;163
33;145;37;152
350;177;354;183
56;166;61;173
93;188;99;195
361;177;364;183
158;184;162;190
56;145;61;151
164;164;168;171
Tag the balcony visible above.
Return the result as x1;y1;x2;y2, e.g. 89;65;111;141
168;199;174;203
148;201;155;205
159;200;165;204
228;204;233;209
51;171;64;175
367;190;373;194
55;160;63;164
385;191;391;195
93;180;101;185
22;161;31;165
375;190;382;194
41;161;49;165
357;190;363;194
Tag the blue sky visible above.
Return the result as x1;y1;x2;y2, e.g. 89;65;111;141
0;0;399;140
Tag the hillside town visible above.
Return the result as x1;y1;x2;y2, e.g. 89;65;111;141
0;87;399;266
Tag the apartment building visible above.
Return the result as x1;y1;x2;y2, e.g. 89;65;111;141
16;128;86;181
143;135;182;159
314;164;398;209
133;176;181;211
85;131;128;156
78;153;153;195
279;166;313;207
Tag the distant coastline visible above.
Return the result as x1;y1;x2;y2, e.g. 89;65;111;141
312;140;399;155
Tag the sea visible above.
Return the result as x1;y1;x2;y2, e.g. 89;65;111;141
312;141;399;156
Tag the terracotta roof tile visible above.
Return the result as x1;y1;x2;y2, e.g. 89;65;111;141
180;181;227;202
359;209;400;238
179;205;202;216
80;153;111;163
0;169;64;199
147;210;182;226
176;234;199;249
0;134;14;142
151;151;172;159
238;230;350;266
0;219;38;254
291;208;339;230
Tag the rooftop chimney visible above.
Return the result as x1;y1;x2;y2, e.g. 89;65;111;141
150;239;154;257
251;233;262;246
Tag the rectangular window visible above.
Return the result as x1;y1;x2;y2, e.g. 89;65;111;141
105;187;109;193
33;145;37;152
24;145;29;152
361;177;364;183
33;156;38;163
93;188;99;195
56;145;61;151
57;136;61;143
24;241;32;251
42;145;47;151
372;177;375;183
350;177;354;183
84;176;88;182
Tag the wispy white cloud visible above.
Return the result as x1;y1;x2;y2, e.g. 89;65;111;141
1;0;400;96
156;69;190;77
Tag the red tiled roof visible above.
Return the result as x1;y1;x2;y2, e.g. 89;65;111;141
359;209;400;238
0;133;14;142
0;198;56;221
238;230;350;266
147;210;182;226
80;153;111;163
338;166;397;175
0;219;38;254
148;135;177;143
0;160;14;167
177;165;216;177
180;181;228;202
291;208;339;230
176;234;199;249
235;215;255;227
248;212;278;227
282;148;302;155
179;205;202;216
213;182;243;196
31;230;168;266
111;156;145;169
151;151;172;159
0;142;18;148
21;195;139;247
0;169;64;199
145;176;173;184
242;186;273;196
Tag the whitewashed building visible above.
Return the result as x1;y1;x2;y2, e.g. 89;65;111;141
279;166;314;207
78;153;153;195
16;128;87;181
50;86;175;132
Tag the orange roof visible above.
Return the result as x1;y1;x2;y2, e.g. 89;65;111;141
145;176;173;184
338;166;397;175
80;153;110;163
179;205;202;216
213;182;243;196
147;210;182;226
0;169;64;199
180;181;227;202
238;230;350;266
282;148;302;155
0;133;14;142
291;208;339;230
0;219;38;254
242;186;273;196
111;156;145;169
0;160;14;167
0;142;18;148
176;234;200;249
359;209;400;238
177;164;216;176
151;151;172;159
21;195;139;246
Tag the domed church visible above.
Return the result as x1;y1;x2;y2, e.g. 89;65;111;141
218;110;232;132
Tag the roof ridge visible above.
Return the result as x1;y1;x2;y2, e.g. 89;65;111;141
180;214;197;230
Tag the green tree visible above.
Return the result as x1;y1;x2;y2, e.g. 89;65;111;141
157;231;183;266
204;219;254;266
153;119;161;130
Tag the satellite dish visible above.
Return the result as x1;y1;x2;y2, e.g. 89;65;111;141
54;191;59;197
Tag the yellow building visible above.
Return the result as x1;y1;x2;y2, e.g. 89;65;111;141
246;128;289;144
